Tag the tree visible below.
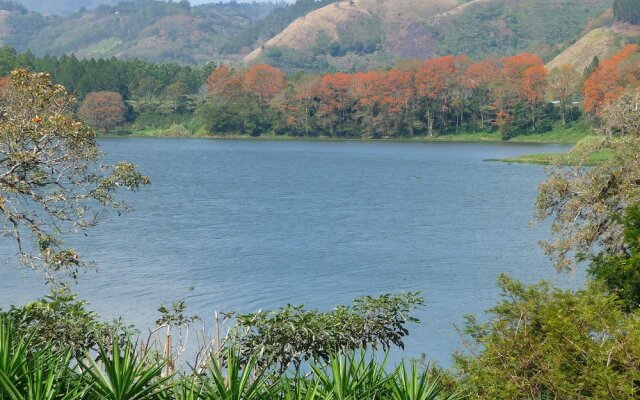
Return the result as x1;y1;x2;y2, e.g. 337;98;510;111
455;275;640;399
0;69;149;279
536;88;640;270
229;293;424;372
583;44;640;114
589;203;640;311
599;86;640;136
78;91;127;131
243;64;286;103
546;65;582;125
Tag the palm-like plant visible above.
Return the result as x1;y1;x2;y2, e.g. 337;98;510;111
389;362;459;400
0;316;85;400
311;352;392;400
81;338;171;400
278;376;322;400
171;377;204;400
200;349;270;400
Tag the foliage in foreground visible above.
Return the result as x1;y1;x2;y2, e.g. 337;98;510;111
0;315;457;400
0;69;149;279
455;275;640;399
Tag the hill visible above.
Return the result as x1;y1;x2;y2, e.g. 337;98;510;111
546;23;640;72
0;0;281;64
12;0;122;15
0;0;617;69
247;0;613;70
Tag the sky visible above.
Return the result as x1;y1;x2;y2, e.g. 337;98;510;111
189;0;294;3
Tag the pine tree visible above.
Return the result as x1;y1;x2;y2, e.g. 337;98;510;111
584;56;600;79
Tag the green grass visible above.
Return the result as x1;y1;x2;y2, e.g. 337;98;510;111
490;134;612;166
120;120;592;145
493;150;610;166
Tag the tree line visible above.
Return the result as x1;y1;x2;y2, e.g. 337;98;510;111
202;54;581;139
2;44;640;138
0;45;212;100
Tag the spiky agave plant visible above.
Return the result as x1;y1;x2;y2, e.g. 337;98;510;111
389;362;459;400
200;348;271;400
311;351;392;400
81;337;172;400
0;316;85;400
278;375;323;400
171;377;204;400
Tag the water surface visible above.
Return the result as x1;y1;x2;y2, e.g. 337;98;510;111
1;138;580;365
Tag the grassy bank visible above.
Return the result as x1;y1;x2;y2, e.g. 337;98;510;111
113;120;592;144
489;134;611;165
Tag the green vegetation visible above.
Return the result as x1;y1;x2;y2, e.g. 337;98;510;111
429;0;612;61
0;314;458;400
218;0;335;55
0;0;617;70
12;0;121;15
0;0;279;65
614;0;640;25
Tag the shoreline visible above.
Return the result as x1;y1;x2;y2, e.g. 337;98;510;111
98;132;585;145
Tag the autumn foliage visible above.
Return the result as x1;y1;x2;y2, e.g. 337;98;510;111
583;44;640;114
202;47;640;138
78;91;127;131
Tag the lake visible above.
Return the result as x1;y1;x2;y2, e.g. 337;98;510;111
0;138;581;366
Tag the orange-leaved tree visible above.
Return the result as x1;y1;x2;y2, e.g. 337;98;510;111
583;44;640;114
78;91;127;132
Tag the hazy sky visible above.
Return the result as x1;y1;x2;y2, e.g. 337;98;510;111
189;0;294;4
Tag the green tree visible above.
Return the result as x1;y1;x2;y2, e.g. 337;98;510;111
0;69;149;280
588;203;640;311
455;275;640;399
229;293;424;372
535;90;640;270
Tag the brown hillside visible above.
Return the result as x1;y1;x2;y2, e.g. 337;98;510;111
546;23;640;72
245;0;462;63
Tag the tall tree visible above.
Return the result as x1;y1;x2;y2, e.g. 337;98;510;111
0;70;148;279
547;65;582;125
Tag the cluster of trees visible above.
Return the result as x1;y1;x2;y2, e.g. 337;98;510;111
202;54;582;139
0;46;212;100
614;0;640;25
4;42;640;138
583;44;640;114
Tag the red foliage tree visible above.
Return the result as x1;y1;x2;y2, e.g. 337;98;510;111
244;64;286;103
583;44;640;114
78;91;127;131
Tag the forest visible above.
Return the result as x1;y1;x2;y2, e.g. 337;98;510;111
1;42;639;140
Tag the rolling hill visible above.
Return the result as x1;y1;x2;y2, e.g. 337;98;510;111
12;0;122;15
0;0;280;64
547;23;640;72
0;0;618;70
248;0;613;69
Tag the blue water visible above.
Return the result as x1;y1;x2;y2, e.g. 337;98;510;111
1;138;581;366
